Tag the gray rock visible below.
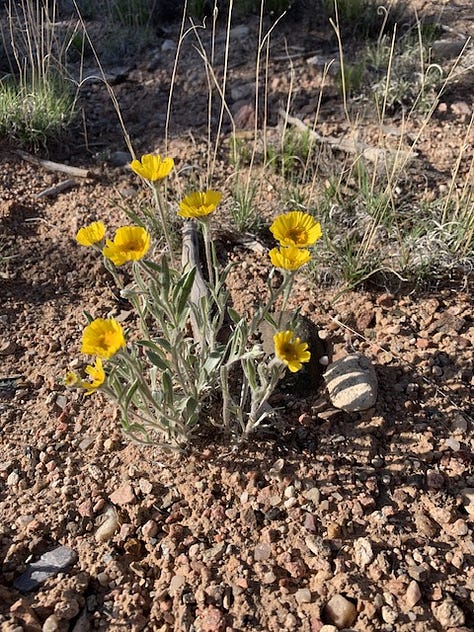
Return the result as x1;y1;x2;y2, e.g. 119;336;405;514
71;608;91;632
230;25;250;40
108;151;132;167
13;546;77;592
324;353;377;412
161;39;175;52
231;83;254;102
431;39;468;61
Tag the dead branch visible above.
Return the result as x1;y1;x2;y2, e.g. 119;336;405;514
16;150;91;178
35;179;77;199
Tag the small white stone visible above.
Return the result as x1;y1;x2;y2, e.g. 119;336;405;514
353;537;374;569
444;437;461;451
7;471;20;486
323;594;357;628
295;588;312;604
42;614;60;632
95;505;119;542
381;605;398;624
324;354;378;412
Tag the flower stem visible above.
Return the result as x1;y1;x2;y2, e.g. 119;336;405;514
152;184;176;268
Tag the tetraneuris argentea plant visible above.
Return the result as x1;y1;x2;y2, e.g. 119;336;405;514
66;152;322;448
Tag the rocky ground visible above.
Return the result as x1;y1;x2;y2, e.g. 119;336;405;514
0;1;473;631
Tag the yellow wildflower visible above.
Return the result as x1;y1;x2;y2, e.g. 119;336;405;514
75;221;106;247
273;330;311;373
178;190;222;219
81;357;106;395
270;211;322;248
269;245;311;271
81;318;126;359
64;371;80;387
103;226;151;266
130;154;174;182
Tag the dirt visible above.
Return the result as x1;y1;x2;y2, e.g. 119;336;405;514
0;2;474;631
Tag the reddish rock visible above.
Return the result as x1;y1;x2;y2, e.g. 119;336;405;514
200;604;226;632
376;293;394;308
109;483;136;506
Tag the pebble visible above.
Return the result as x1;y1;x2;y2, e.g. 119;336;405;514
284;612;298;628
447;519;468;537
323;594;357;628
451;412;468;433
107;151;131;167
142;519;158;538
426;470;444;490
324;354;378;412
13;546;77;592
444;437;461;452
381;605;398;624
42;614;60;631
405;580;422;608
432;598;465;627
55;598;80;620
326;523;341;539
7;471;20;486
304;513;318;533
138;478;153;495
303;487;320;505
10;598;41;630
200;604;225;632
414;513;437;538
254;543;272;562
169;574;186;596
262;571;277;584
161;39;175;52
79;437;94;451
230;24;250;39
0;340;17;355
109;483;136;506
95;505;119;542
70;608;90;632
353;537;374;569
295;588;312;604
461;488;474;516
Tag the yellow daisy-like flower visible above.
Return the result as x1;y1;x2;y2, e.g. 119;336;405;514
81;318;126;359
81;357;106;395
274;330;311;373
178;190;222;219
270;211;322;248
75;221;106;247
102;226;151;266
130;154;174;182
269;245;311;271
64;371;80;387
